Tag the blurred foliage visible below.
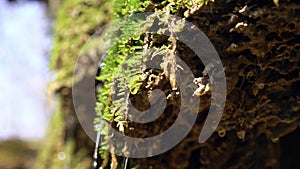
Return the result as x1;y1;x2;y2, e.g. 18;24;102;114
36;0;112;169
49;0;112;91
34;99;66;169
0;140;38;169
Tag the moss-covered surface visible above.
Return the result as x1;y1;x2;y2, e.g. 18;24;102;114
49;0;111;91
94;0;300;168
38;0;300;168
35;0;112;168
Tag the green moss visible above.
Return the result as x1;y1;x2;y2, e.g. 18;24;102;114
35;97;93;169
34;99;64;169
49;0;112;91
37;0;113;169
59;0;300;168
94;0;212;167
42;0;214;167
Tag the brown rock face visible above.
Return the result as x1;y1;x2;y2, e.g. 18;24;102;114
124;1;300;169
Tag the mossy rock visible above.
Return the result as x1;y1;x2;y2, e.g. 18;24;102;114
95;0;300;169
38;0;300;168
